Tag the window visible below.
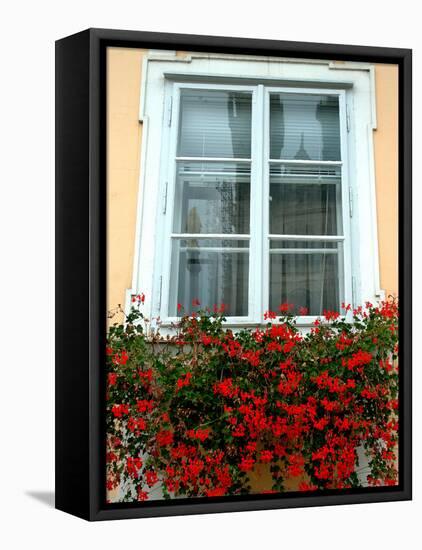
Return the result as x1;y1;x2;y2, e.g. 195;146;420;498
131;56;382;328
169;89;252;318
268;92;345;316
157;83;351;323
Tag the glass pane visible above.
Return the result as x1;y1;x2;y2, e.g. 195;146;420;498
173;161;250;234
269;240;341;315
270;163;342;235
270;93;341;161
178;89;252;158
169;239;249;317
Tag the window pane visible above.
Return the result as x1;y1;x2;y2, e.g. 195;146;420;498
269;163;342;235
178;90;252;158
269;240;341;315
169;239;249;316
173;161;250;234
270;93;341;161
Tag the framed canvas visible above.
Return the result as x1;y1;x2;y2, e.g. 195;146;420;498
55;28;412;521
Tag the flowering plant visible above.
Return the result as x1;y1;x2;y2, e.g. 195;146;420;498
106;297;399;502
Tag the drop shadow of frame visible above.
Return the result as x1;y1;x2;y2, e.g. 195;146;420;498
26;491;55;508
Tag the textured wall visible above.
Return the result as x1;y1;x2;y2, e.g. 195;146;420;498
373;64;399;298
106;47;145;320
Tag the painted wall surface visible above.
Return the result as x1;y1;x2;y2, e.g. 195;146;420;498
373;64;399;298
106;50;399;316
107;47;145;321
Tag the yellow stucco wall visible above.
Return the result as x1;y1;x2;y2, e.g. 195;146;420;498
373;64;399;297
106;51;399;313
107;48;146;318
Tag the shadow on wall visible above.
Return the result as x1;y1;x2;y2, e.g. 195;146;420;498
25;491;55;508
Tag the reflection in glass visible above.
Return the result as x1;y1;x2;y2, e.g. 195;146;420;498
270;93;341;161
173;161;250;234
178;90;252;159
269;240;341;315
169;239;249;317
269;164;342;235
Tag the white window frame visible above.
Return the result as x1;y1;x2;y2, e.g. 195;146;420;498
128;54;382;329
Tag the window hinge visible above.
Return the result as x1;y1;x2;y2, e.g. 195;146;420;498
162;181;168;214
346;103;351;133
157;275;163;311
167;96;173;127
348;186;353;218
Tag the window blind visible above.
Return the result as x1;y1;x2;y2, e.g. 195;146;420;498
178;89;252;158
270;93;341;161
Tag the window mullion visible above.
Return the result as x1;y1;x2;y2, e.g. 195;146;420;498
261;87;270;318
248;84;266;322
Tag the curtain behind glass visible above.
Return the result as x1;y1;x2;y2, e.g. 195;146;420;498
178;90;252;158
270;93;341;161
269;92;343;314
169;89;253;316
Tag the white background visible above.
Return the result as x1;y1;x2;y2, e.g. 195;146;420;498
0;1;419;548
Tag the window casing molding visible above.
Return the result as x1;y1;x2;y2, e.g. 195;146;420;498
127;54;383;328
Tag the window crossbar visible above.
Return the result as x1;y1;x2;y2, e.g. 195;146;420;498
171;233;250;240
176;156;252;162
180;247;249;253
268;234;345;241
268;159;342;165
270;248;338;254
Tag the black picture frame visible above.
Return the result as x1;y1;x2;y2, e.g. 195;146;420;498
55;28;412;521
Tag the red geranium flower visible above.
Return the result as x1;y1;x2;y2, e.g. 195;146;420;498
176;372;192;390
108;373;118;386
263;310;277;320
111;404;129;418
259;450;273;463
145;470;158;487
206;487;226;497
239;457;255;472
137;488;149;501
156;429;174;447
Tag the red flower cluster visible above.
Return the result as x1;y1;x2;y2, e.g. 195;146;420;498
156;429;174;447
176;372;192;390
106;298;399;502
126;456;142;478
127;416;147;433
345;350;373;371
108;372;118;386
186;428;211;442
131;293;145;304
111;404;129;418
112;350;129;366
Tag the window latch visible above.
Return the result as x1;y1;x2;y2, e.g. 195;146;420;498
162;181;168;214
